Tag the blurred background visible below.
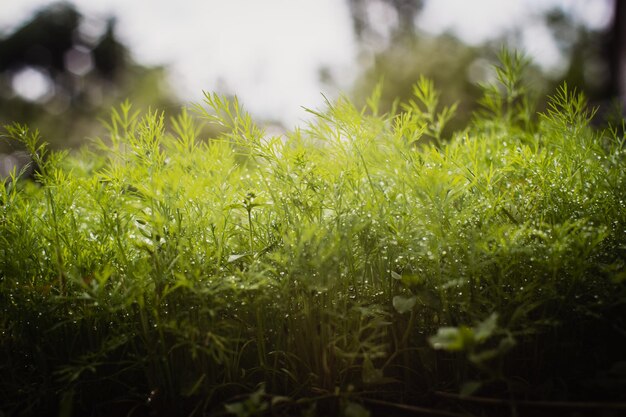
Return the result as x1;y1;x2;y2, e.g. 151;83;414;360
0;0;621;159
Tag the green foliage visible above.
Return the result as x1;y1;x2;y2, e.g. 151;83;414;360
1;55;625;416
224;386;269;417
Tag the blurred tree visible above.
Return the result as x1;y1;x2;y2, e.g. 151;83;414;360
0;2;175;153
543;6;614;104
351;35;484;135
344;0;620;137
532;2;625;125
344;0;484;137
0;3;81;77
608;0;624;103
92;18;125;81
347;0;423;41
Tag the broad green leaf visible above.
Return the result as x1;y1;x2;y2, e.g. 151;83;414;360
429;326;474;351
474;313;498;342
401;273;422;288
392;295;416;314
469;333;516;365
224;402;246;417
224;385;267;417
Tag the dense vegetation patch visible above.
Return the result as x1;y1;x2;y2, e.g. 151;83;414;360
1;53;625;417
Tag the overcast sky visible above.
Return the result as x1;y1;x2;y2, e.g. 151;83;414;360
0;0;614;127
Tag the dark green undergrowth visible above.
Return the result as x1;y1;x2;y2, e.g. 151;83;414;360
1;52;625;417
